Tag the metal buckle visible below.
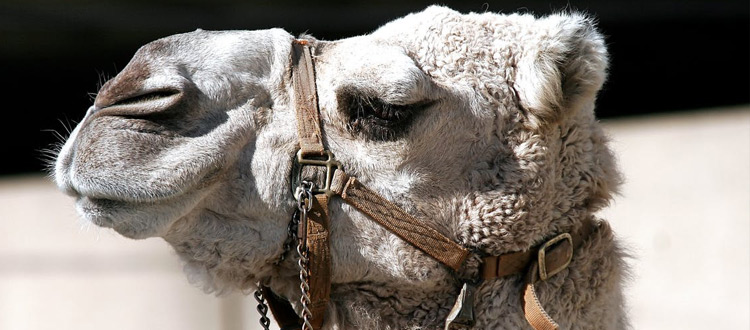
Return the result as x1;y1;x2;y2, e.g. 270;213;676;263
537;233;573;281
293;150;342;198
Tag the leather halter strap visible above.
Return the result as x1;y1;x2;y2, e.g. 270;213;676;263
291;39;468;271
264;39;598;330
292;40;326;157
330;170;469;270
272;39;470;329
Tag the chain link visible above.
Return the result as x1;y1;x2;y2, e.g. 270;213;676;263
254;287;272;330
297;236;313;330
296;181;314;330
255;182;314;330
295;181;315;213
275;210;300;265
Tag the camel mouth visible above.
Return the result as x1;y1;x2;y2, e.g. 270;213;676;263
67;177;186;204
77;197;118;228
75;195;181;239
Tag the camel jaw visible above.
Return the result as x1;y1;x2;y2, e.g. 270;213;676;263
69;189;207;239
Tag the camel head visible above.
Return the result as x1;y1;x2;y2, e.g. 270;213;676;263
55;6;622;328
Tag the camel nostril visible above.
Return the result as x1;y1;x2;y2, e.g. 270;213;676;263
92;87;184;119
107;89;181;108
86;105;100;116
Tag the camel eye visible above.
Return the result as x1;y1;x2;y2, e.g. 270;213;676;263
349;96;408;121
343;93;432;141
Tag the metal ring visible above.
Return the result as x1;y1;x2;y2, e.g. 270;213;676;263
295;181;315;212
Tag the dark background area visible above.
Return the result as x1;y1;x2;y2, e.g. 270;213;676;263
1;0;748;175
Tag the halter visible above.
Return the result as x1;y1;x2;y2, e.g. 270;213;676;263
254;39;598;330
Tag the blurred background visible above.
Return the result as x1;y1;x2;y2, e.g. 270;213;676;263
1;0;748;329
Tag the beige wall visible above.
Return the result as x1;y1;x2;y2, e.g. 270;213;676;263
601;107;749;329
1;107;748;330
1;177;270;330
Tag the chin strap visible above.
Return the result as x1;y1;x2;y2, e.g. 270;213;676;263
256;39;600;330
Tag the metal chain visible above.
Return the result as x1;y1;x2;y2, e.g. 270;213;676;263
297;236;313;330
296;181;314;330
275;210;300;265
254;182;314;330
254;287;272;330
254;182;313;330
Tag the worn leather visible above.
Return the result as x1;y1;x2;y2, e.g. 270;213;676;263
261;286;303;330
481;218;597;280
292;40;326;157
304;194;332;329
480;218;599;330
334;170;469;271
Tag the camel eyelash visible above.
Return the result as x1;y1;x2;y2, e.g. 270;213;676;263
342;93;432;141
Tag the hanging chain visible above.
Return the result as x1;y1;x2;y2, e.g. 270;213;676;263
275;210;300;265
254;182;313;330
296;181;314;330
254;287;272;330
253;182;315;330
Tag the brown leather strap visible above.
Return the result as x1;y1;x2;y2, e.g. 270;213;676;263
480;219;596;280
332;170;469;271
279;40;331;330
260;286;303;330
480;218;599;330
286;39;474;330
298;194;332;329
481;249;533;279
291;40;326;157
523;264;560;330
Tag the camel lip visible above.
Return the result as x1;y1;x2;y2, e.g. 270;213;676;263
74;188;200;240
60;168;186;204
75;196;157;239
62;162;189;204
76;196;118;229
75;185;182;204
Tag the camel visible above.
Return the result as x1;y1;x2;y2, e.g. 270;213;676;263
54;6;627;329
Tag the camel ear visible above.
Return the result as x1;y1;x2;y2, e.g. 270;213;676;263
514;14;608;127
